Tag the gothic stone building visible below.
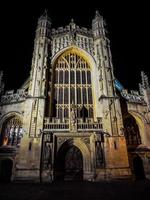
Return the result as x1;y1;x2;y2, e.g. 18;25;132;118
0;11;150;182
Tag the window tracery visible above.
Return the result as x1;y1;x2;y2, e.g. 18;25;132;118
0;116;23;147
53;51;93;121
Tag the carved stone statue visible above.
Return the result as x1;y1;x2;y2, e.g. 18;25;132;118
70;104;77;132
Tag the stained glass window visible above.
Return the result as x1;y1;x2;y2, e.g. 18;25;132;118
0;116;23;147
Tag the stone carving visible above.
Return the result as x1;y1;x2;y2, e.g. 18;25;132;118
103;109;110;119
141;71;149;89
70;104;77;132
51;21;93;57
120;127;125;136
95;141;104;167
0;89;27;105
99;71;103;92
81;137;90;151
33;99;37;109
70;30;76;45
57;137;71;150
43;143;52;170
121;89;144;103
81;137;90;145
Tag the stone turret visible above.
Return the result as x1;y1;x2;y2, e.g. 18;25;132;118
92;10;122;136
92;10;106;39
92;11;130;177
139;71;150;110
29;10;51;97
25;11;52;138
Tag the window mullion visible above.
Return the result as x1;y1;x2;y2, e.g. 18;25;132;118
75;54;77;105
69;53;71;118
62;69;65;122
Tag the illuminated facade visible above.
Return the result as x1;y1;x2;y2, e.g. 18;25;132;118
0;11;150;182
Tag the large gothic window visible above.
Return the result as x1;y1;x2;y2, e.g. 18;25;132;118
53;51;94;121
0;116;23;147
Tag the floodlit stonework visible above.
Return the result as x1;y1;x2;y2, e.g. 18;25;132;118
0;11;150;182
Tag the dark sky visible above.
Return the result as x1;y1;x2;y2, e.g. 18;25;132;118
0;0;149;91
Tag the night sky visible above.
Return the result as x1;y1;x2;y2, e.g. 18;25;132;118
0;0;149;91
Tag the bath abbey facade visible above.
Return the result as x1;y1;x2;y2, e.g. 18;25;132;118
0;11;150;182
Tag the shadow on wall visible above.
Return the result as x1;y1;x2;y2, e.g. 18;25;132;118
0;159;13;182
133;155;145;180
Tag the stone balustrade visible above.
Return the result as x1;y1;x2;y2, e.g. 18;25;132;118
121;89;145;104
0;89;28;105
44;117;102;132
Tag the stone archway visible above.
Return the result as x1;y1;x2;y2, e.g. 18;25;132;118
54;138;92;181
0;159;13;182
123;113;141;146
133;155;145;180
129;111;150;146
54;141;83;181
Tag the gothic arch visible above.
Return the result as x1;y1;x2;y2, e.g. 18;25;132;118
49;46;100;121
73;138;91;172
128;111;146;145
54;138;91;180
51;45;97;69
129;111;147;124
0;111;23;131
123;112;141;146
0;112;23;146
57;138;91;169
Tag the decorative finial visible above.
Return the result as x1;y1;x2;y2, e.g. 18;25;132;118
70;18;76;30
38;9;51;24
71;18;74;23
43;9;48;17
95;10;100;17
139;83;144;95
141;71;149;89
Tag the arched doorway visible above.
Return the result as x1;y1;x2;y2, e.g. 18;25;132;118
0;159;13;182
54;141;83;181
133;155;145;180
